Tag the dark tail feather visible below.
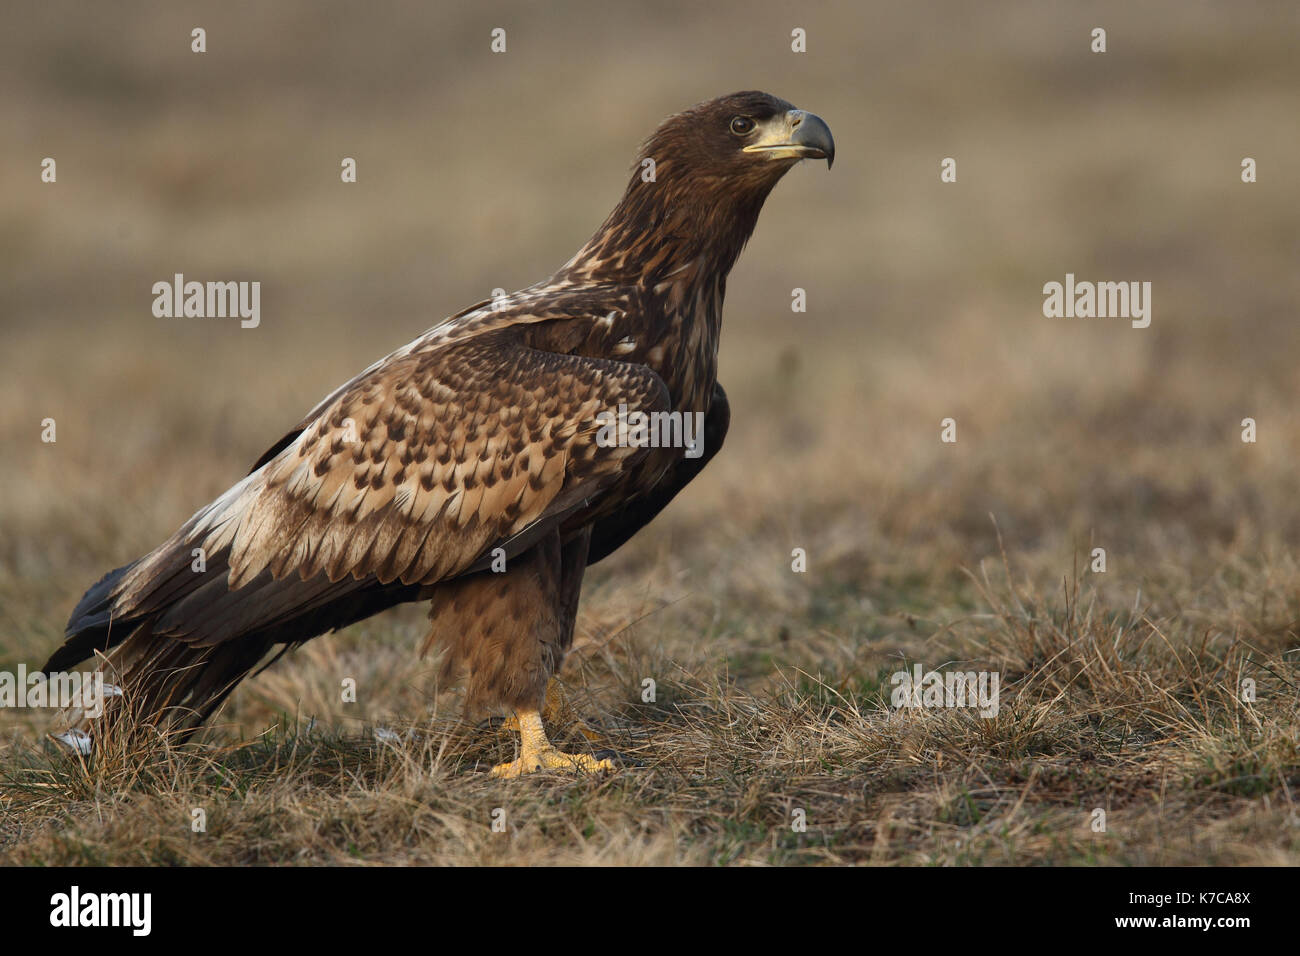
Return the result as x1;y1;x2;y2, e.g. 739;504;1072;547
47;555;425;745
45;561;142;674
45;552;277;741
108;626;277;734
57;623;278;743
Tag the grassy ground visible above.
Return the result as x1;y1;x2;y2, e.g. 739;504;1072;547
2;1;1299;864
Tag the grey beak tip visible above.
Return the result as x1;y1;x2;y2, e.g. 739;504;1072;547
792;110;835;170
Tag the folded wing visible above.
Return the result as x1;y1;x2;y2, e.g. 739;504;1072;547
53;327;669;663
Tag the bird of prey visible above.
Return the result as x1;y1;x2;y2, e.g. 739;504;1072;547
44;91;834;776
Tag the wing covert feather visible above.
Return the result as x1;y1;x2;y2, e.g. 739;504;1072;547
227;332;668;590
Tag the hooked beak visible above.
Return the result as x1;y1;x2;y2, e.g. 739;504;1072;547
743;109;835;169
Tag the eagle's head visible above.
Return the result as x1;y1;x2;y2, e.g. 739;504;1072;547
570;91;834;282
641;91;835;183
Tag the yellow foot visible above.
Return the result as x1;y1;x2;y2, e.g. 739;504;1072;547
489;705;616;778
489;747;615;779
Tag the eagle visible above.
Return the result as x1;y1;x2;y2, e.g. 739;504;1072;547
44;91;834;776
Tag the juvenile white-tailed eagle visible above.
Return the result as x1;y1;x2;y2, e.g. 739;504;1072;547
45;91;834;776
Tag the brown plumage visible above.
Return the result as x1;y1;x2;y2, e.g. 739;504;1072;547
44;91;834;770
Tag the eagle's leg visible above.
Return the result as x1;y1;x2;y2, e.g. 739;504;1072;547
429;525;610;777
499;677;607;742
490;527;615;777
489;708;614;778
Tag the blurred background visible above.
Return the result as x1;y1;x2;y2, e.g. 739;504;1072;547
2;0;1299;731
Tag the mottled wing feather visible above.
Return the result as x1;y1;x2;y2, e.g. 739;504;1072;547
225;331;668;591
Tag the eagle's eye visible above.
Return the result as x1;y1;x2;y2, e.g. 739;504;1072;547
729;116;756;136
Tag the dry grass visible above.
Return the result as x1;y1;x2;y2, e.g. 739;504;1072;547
4;548;1299;865
2;0;1300;865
